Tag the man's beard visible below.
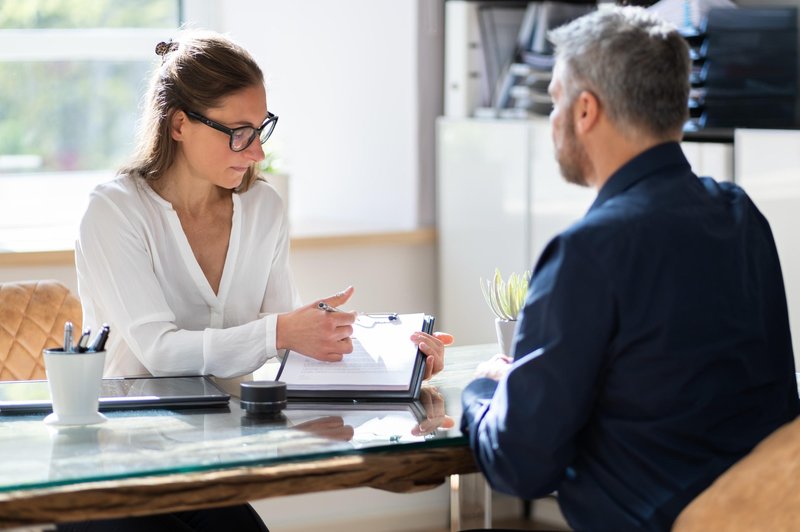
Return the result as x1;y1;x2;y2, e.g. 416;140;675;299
556;109;591;187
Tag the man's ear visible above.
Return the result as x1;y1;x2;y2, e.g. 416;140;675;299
573;90;600;135
170;110;186;142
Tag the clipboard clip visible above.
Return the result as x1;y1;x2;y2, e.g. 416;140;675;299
356;313;399;328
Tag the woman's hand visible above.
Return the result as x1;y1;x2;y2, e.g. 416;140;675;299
411;331;454;380
294;415;354;441
276;286;357;362
412;386;455;436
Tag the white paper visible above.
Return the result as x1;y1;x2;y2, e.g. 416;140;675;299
279;313;426;391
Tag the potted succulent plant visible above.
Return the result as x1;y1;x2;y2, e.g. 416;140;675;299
480;268;531;355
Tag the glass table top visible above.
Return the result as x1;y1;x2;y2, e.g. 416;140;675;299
0;344;496;493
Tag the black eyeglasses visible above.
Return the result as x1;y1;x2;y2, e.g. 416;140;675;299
185;110;278;152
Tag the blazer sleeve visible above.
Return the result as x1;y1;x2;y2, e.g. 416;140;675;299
461;235;616;499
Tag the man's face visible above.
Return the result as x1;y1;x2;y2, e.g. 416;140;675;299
549;62;591;187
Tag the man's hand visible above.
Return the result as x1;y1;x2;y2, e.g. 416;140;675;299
475;353;513;381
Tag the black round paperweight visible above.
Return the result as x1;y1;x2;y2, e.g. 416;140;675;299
240;381;287;417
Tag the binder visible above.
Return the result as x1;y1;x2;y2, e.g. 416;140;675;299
276;313;435;401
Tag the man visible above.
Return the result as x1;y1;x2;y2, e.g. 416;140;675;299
461;6;799;531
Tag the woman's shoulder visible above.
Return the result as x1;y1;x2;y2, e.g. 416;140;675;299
238;177;285;213
89;174;144;203
83;174;163;225
243;177;282;198
91;174;172;208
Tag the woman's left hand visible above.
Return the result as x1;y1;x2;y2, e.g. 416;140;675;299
412;386;455;436
411;331;454;380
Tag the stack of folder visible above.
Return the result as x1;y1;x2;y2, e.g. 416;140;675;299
476;1;595;119
686;7;798;131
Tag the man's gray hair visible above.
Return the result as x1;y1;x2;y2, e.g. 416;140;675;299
548;6;690;137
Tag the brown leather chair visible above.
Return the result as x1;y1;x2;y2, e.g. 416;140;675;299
0;280;82;380
673;415;800;531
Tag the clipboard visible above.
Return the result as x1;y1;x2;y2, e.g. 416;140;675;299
276;313;435;401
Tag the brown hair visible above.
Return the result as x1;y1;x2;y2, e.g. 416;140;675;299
120;29;265;191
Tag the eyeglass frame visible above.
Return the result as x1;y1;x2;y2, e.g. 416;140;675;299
184;110;279;152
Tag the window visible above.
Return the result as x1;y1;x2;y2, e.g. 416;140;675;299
0;0;180;252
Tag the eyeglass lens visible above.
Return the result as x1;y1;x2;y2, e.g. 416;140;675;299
230;120;276;152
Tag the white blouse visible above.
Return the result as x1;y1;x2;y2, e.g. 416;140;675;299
75;175;301;389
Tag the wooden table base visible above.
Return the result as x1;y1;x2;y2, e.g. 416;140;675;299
0;446;478;528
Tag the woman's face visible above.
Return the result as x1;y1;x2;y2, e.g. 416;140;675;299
175;84;268;189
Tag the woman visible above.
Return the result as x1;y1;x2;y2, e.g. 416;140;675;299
76;30;450;391
71;30;452;531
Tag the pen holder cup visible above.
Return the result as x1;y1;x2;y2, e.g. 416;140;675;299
43;348;107;426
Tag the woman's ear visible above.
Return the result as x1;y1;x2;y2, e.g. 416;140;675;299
170;110;186;142
574;90;600;135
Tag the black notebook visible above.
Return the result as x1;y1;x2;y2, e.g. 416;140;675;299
0;375;230;414
276;313;434;400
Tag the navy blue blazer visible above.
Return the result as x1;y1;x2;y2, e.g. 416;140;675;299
461;142;799;531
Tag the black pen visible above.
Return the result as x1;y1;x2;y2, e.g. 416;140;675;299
75;327;91;353
318;302;345;313
89;323;110;352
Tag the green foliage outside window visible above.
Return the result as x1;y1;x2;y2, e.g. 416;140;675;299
0;0;179;173
0;0;178;29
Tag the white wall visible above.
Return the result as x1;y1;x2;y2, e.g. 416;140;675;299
222;0;443;233
735;129;800;371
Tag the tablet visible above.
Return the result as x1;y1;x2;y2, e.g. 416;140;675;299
0;375;230;414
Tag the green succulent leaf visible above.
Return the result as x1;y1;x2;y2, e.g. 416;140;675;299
479;268;532;321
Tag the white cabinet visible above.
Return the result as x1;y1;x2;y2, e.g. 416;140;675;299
735;129;800;369
681;141;734;182
436;117;737;346
436;117;593;344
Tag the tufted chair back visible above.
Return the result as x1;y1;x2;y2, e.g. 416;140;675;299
673;415;800;531
0;280;83;381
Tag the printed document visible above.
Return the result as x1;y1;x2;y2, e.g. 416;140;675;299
278;313;430;396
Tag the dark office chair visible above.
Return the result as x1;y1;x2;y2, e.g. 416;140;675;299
0;280;82;380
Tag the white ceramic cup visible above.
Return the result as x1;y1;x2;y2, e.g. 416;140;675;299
43;348;107;426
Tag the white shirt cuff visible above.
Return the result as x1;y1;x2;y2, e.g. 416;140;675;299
264;313;279;359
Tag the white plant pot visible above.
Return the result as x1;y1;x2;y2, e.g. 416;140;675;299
495;318;517;356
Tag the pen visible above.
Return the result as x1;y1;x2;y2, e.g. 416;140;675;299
63;321;73;353
89;323;110;352
75;327;91;353
318;302;345;313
